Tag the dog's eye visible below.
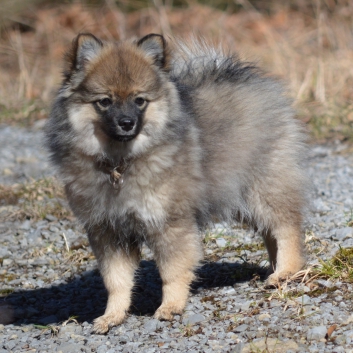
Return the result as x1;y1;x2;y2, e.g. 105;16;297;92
135;97;146;107
98;98;112;108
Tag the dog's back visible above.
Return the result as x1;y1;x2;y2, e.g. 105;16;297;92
171;42;308;229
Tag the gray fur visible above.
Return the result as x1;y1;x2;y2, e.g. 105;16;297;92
46;34;309;333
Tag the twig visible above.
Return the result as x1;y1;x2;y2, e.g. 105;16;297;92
62;232;70;252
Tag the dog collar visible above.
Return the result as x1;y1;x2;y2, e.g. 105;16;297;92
96;157;132;189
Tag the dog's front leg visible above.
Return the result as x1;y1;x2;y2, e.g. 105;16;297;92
88;230;140;334
151;219;203;321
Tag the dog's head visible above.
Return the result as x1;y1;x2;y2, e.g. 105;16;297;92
59;33;175;156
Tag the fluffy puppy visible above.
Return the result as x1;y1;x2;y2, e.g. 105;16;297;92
46;33;308;333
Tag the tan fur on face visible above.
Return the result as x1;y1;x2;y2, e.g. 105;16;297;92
63;40;177;160
82;44;162;99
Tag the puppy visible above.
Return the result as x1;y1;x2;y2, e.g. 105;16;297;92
46;33;308;333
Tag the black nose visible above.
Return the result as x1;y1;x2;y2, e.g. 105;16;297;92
118;118;135;132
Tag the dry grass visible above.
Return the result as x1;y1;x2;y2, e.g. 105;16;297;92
0;177;73;221
263;246;353;307
0;1;352;140
315;247;353;283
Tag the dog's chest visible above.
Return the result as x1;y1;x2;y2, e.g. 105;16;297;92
102;155;173;227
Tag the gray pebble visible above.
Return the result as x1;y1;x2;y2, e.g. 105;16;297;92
295;294;312;306
307;326;327;341
2;258;13;266
56;342;86;353
143;319;159;333
234;324;248;332
182;313;206;325
46;214;58;222
333;227;353;240
19;220;31;230
215;238;227;248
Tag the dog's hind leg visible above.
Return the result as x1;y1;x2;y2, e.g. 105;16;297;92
262;224;306;285
151;219;203;321
250;177;306;285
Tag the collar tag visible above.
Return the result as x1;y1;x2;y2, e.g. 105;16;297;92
96;157;132;189
110;168;123;189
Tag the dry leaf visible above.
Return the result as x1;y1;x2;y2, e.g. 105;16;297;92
325;324;337;339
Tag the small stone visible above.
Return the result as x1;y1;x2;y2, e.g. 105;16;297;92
242;338;298;352
19;220;31;230
307;326;327;341
344;329;353;344
21;326;32;332
183;313;206;325
57;342;85;353
70;334;85;340
143;319;159;333
105;348;116;353
317;279;334;288
343;238;353;247
335;335;346;345
233;342;245;353
59;324;78;336
258;313;271;321
313;199;330;212
45;214;58;222
333;227;353;240
259;260;269;267
215;238;227;248
0;247;9;257
303;285;311;292
4;341;16;350
2;258;13;266
3;168;13;176
234;324;248;333
27;228;42;244
97;345;108;353
345;314;353;325
240;301;252;311
222;287;236;295
295;295;312;306
49;225;60;233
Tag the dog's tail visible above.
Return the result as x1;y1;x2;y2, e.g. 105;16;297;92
170;36;259;87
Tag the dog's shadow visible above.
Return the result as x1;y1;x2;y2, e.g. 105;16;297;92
1;260;266;326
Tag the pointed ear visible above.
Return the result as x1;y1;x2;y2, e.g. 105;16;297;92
137;34;170;70
66;33;103;73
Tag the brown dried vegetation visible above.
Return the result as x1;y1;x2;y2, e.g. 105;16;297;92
0;177;73;221
0;0;352;141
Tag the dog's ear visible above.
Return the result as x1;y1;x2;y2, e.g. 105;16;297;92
70;33;103;71
64;33;103;86
137;34;170;70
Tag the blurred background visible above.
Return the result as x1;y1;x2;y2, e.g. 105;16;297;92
0;0;352;142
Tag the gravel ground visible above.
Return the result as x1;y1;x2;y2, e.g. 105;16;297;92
1;124;353;353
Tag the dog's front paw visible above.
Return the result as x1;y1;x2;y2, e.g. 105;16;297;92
92;313;125;334
154;304;183;321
